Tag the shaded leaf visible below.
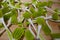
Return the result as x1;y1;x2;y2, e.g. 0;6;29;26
36;18;51;35
4;12;14;22
2;7;10;14
24;2;30;6
52;13;59;20
30;7;35;13
0;23;4;28
0;9;3;17
47;1;53;7
51;33;60;38
40;34;45;40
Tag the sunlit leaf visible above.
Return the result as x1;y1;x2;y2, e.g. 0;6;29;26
11;15;18;24
36;18;45;25
36;2;45;8
42;23;51;35
18;22;23;27
6;29;13;40
38;7;47;16
36;18;51;35
23;11;31;19
11;9;18;24
12;27;25;40
15;3;21;8
32;0;37;4
25;30;34;40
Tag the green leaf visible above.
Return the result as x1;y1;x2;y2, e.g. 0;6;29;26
15;3;21;8
36;1;53;8
31;11;38;18
58;16;60;20
18;22;23;27
38;7;47;16
36;18;45;25
0;9;3;17
11;15;18;24
53;9;60;20
42;24;51;35
54;9;60;14
0;23;4;28
2;1;11;13
32;0;37;2
4;12;14;22
0;2;2;6
54;9;59;12
25;30;34;40
25;21;30;25
2;2;8;7
47;1;53;7
30;7;35;13
6;29;13;40
40;34;45;40
52;13;59;20
36;18;51;35
36;2;45;8
2;7;10;14
51;33;60;38
11;9;18;24
32;0;37;4
12;27;25;40
9;0;15;2
10;0;21;6
10;0;15;5
24;2;30;6
23;11;31;19
29;7;40;18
